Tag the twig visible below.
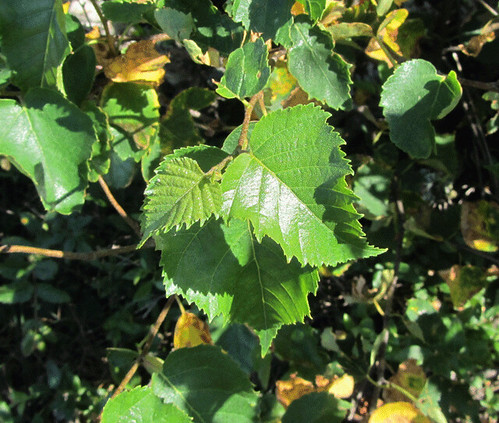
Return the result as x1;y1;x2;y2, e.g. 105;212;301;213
108;296;176;400
88;0;118;56
238;92;263;151
477;0;498;16
459;77;499;93
0;244;140;260
98;176;142;237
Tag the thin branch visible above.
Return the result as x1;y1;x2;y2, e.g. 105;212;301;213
238;91;263;151
98;176;142;237
477;0;498;16
0;244;140;260
88;0;118;56
109;296;176;400
459;77;499;93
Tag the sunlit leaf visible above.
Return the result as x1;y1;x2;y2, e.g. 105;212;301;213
104;40;170;86
369;401;431;423
174;312;213;349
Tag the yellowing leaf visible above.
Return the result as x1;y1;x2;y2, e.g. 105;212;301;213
104;40;170;86
384;359;426;403
369;402;431;423
86;26;101;40
173;312;213;349
291;1;306;16
326;374;355;398
62;1;70;14
461;200;499;252
276;372;354;407
276;374;316;408
365;9;409;66
439;265;489;309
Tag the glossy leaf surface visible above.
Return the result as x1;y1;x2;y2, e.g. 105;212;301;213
221;105;383;267
0;0;70;91
380;59;462;159
152;345;258;423
0;89;94;213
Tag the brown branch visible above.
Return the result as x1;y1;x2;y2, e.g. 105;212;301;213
459;77;499;93
238;92;264;151
88;0;118;56
108;296;176;400
98;176;142;237
0;244;140;260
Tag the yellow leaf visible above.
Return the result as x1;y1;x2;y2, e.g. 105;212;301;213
85;26;101;40
461;200;499;252
365;9;409;66
439;265;489;309
384;359;426;403
327;374;355;398
173;312;213;349
369;402;431;423
62;1;70;14
291;1;306;16
104;40;170;86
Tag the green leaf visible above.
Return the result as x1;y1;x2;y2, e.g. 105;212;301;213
296;0;328;21
158;0;244;55
140;145;227;246
282;392;349;423
37;283;70;304
0;0;70;91
154;8;195;42
100;82;160;157
221;105;383;267
0;281;34;304
0;88;94;214
156;218;318;340
227;0;294;40
102;386;191;423
217;38;271;100
62;45;96;106
160;87;216;153
288;18;352;110
152;345;258;423
102;0;156;24
380;59;462;159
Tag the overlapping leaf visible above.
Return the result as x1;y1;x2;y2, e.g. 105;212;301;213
217;38;271;100
227;0;294;40
221;104;383;267
102;386;191;423
0;0;70;91
156;218;318;341
141;145;227;245
0;89;94;214
152;345;258;423
380;59;462;159
288;18;352;110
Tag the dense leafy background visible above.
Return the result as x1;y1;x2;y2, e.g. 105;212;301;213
1;0;498;422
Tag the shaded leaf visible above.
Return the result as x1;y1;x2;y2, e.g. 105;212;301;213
37;284;70;304
152;345;258;423
296;0;328;21
288;18;352;110
439;265;490;309
0;0;70;91
380;59;462;159
221;105;383;267
102;386;191;423
460;200;499;252
217;38;270;100
104;40;170;86
282;392;349;423
174;312;213;349
63;45;96;106
101;0;156;24
0;89;94;213
228;0;294;40
384;359;426;403
157;218;318;344
154;8;194;42
0;281;34;304
140;145;227;245
326;22;373;40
